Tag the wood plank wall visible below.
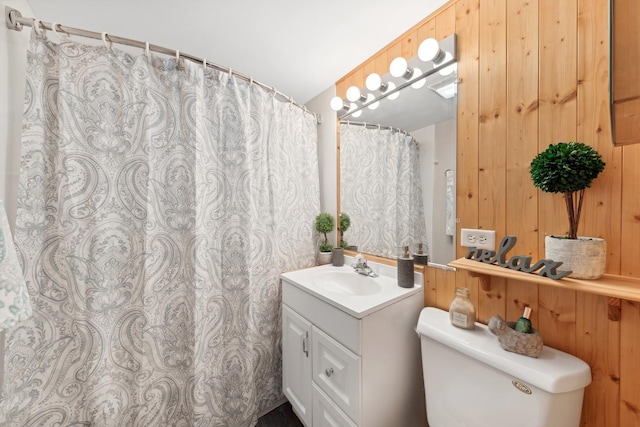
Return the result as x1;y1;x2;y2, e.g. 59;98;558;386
335;0;639;425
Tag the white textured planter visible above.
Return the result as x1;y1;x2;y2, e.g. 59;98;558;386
317;251;332;265
544;236;606;279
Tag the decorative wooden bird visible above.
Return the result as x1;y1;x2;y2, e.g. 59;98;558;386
488;314;544;358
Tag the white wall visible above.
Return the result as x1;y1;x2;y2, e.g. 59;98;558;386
305;86;338;246
0;0;35;399
414;118;456;266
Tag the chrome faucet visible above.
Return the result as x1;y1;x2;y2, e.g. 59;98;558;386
352;254;378;277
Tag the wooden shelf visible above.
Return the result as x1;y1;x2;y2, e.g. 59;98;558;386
449;258;640;302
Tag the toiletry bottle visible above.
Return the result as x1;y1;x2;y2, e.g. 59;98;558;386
449;287;476;329
413;242;429;266
515;306;533;333
397;245;414;288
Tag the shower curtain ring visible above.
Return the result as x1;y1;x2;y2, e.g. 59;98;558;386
101;32;112;48
175;50;180;63
33;19;44;37
52;22;70;41
203;58;207;70
145;41;150;55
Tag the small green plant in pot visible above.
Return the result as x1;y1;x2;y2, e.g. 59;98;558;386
339;212;351;249
315;212;335;264
530;142;606;279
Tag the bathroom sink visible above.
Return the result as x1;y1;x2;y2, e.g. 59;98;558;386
312;271;382;296
281;257;423;318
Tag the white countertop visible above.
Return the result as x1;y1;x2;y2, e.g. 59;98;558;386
281;256;423;318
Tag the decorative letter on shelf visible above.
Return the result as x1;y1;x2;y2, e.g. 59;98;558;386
464;235;571;281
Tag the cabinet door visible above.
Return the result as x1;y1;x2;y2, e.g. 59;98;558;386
282;304;312;426
312;383;357;427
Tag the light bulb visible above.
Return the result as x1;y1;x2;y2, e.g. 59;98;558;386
346;86;365;102
439;52;455;75
411;68;426;89
330;96;347;111
418;38;445;63
390;57;412;79
387;82;399;100
366;73;382;91
349;102;362;117
365;93;379;110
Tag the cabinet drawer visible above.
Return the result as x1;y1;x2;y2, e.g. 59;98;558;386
312;326;361;424
312;383;357;427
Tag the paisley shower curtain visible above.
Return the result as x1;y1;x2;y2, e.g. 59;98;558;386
340;123;427;258
0;29;319;426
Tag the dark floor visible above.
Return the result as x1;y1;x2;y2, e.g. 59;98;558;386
256;402;304;427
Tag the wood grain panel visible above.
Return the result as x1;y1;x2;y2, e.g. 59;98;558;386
417;18;436;42
505;0;540;325
476;0;507;321
401;29;418;59
538;284;576;354
620;144;640;277
620;300;640;426
577;0;622;275
611;0;640;102
435;5;456;40
505;280;538;327
576;294;620;427
372;51;388;80
424;267;437;307
506;0;539;259
537;0;578;355
454;0;480;260
613;98;640;145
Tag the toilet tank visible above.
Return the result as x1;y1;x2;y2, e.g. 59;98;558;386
416;307;592;427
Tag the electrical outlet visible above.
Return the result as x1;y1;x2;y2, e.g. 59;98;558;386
461;228;496;250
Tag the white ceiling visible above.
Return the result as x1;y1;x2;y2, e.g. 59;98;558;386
26;0;449;104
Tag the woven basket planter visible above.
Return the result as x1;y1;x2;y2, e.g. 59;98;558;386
544;236;606;280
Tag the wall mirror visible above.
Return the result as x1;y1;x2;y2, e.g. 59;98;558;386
336;34;457;266
610;0;640;146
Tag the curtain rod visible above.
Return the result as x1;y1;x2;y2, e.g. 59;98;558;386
5;6;316;120
340;120;414;139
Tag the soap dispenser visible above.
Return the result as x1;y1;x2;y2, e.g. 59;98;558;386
413;242;429;266
397;245;414;288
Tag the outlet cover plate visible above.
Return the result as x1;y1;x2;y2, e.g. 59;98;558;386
460;228;496;250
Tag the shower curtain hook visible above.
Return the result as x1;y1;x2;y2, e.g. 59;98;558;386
33;19;44;37
145;41;150;55
203;58;207;71
175;50;180;64
101;32;111;48
228;67;232;76
52;22;70;41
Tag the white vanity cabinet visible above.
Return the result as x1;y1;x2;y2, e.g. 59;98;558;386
281;263;425;427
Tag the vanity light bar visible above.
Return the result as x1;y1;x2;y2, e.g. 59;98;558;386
330;35;457;115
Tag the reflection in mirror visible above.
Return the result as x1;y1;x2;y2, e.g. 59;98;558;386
338;34;457;266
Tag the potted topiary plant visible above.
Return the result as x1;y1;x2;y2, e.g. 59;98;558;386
530;141;606;279
339;212;351;249
315;212;335;265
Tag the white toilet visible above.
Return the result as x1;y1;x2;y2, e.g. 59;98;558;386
416;307;592;427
